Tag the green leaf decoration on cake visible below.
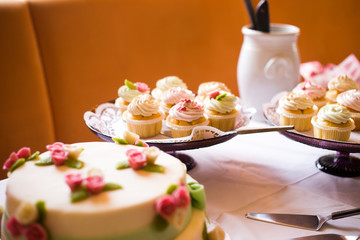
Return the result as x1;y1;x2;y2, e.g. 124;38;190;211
215;93;227;101
166;184;178;195
102;183;122;192
27;151;40;161
125;79;136;90
142;163;164;173
9;158;25;172
112;137;128;145
64;157;84;169
71;186;90;203
186;175;206;210
116;160;130;169
35;201;46;224
35;156;54;166
151;214;169;231
134;141;147;147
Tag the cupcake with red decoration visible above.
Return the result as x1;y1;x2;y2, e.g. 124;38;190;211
115;79;150;114
204;90;239;131
292;81;327;108
196;81;231;103
336;89;360;131
166;99;208;138
160;87;196;116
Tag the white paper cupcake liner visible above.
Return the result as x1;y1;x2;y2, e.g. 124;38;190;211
311;117;355;132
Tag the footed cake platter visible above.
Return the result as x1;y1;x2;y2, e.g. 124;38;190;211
264;92;360;177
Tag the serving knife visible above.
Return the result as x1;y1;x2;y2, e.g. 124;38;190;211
245;208;360;230
290;234;360;240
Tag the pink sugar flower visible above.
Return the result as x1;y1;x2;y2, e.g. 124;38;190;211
16;147;31;159
173;186;190;209
208;90;220;99
3;152;18;170
126;149;147;170
86;176;105;195
51;149;69;166
46;142;64;151
6;216;23;238
136;82;150;93
23;223;47;240
155;195;177;220
65;173;83;191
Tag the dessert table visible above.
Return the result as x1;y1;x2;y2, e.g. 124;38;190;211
1;120;359;239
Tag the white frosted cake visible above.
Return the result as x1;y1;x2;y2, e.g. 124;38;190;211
1;141;212;240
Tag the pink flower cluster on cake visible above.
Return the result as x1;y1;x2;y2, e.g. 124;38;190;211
3;147;32;171
65;173;105;195
46;142;69;165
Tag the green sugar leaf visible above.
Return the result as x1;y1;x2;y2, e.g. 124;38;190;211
151;214;169;232
215;93;227;101
102;183;122;192
142;163;164;173
116;160;130;170
10;158;25;172
35;156;54;166
112;137;128;145
65;157;84;169
35;201;46;224
166;184;178;195
71;186;89;203
27;151;40;161
134;141;146;147
125;79;136;90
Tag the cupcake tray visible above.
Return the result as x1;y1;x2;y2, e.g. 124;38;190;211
84;100;255;170
263;92;360;177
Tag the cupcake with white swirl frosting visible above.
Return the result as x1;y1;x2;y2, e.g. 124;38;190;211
276;92;318;131
204;90;240;131
325;74;359;103
123;94;165;138
160;87;195;116
166;99;208;138
311;104;355;141
336;89;360;131
151;76;188;100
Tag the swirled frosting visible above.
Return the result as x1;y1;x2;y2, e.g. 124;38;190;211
328;75;359;92
317;104;351;124
293;81;326;100
336;89;360;112
204;91;237;113
168;99;204;122
118;85;148;103
156;76;187;91
128;94;160;117
278;92;314;110
161;87;195;105
197;82;230;96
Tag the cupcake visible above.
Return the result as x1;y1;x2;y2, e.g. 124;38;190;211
311;104;355;141
276;92;317;131
292;81;327;108
166;99;209;138
115;79;150;114
336;89;360;131
151;76;187;99
204;90;239;132
196;81;231;103
160;87;195;116
325;74;359;103
123;94;165;138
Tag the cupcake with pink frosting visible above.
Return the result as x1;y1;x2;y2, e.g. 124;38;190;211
166;99;208;138
292;81;327;108
160;87;196;116
336;89;360;131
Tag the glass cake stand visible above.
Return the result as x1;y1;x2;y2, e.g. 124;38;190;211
84;100;255;171
263;93;360;177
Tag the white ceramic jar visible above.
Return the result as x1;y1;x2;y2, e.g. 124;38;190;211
237;24;300;120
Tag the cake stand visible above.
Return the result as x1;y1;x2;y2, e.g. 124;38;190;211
263;95;360;177
84;100;255;171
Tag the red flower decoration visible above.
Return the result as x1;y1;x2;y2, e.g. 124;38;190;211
51;149;69;166
6;216;23;238
126;149;147;170
46;142;64;151
23;223;47;240
16;147;31;159
65;174;83;191
208;90;220;99
155;195;177;220
135;82;150;93
3;152;19;170
173;186;190;209
86;176;105;195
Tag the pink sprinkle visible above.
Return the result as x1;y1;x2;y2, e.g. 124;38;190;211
180;98;191;103
23;223;47;240
136;82;150;93
155;195;177;220
6;216;23;238
173;186;190;209
86;176;105;195
65;173;83;191
16;147;31;159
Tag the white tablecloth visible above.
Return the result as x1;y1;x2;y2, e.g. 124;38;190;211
1;121;360;239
